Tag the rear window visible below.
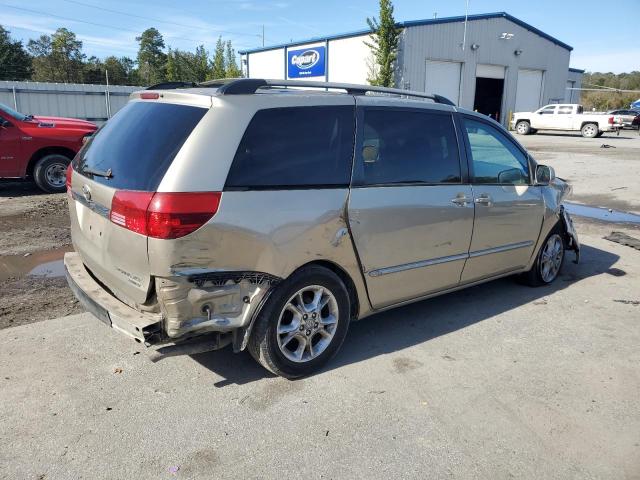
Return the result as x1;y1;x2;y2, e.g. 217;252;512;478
225;106;355;189
74;101;207;190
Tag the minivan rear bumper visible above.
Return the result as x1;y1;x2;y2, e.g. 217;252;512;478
64;252;163;345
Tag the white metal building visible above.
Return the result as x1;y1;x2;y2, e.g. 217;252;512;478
240;12;583;125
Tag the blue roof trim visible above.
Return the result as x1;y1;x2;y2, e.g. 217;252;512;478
569;67;585;73
239;11;573;54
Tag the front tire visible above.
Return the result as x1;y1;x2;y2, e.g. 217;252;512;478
515;120;531;135
33;154;71;193
521;228;565;286
248;266;351;378
581;123;599;138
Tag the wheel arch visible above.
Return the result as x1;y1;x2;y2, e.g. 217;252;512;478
234;259;361;353
26;146;76;177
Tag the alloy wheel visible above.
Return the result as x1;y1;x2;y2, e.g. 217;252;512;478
540;233;564;283
276;285;339;363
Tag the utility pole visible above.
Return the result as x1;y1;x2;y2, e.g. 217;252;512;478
105;69;111;119
262;25;265;47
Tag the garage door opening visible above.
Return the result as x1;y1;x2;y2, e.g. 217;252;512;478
473;77;504;121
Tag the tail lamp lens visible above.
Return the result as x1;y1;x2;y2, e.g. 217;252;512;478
66;164;73;190
110;191;221;239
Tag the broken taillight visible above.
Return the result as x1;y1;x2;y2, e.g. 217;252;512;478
110;191;221;239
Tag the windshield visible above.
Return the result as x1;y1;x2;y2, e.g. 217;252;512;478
74;101;208;191
0;103;28;121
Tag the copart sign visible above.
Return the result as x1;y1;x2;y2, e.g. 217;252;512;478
287;46;326;78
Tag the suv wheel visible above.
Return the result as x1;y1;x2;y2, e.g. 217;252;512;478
248;266;351;378
581;123;599;138
521;228;565;286
515;120;531;135
34;154;71;193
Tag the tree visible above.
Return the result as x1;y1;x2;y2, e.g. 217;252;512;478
365;0;401;87
224;40;242;78
580;71;640;110
28;28;85;83
210;37;226;79
0;26;31;80
82;55;104;84
136;28;167;85
193;45;210;82
103;56;135;85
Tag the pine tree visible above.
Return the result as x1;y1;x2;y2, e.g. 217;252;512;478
224;41;242;78
210;37;226;79
365;0;401;87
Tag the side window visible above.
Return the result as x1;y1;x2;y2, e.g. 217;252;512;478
539;106;556;115
557;106;573;114
463;118;529;185
359;109;461;185
225;106;354;188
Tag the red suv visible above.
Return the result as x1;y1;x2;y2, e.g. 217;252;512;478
0;103;97;192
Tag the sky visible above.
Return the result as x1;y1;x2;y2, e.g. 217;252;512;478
1;0;638;73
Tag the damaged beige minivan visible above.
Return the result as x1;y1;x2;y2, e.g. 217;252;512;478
65;79;579;378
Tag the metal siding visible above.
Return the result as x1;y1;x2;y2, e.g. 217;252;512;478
401;17;570;122
0;81;137;124
328;36;371;84
567;69;583;104
246;49;286;79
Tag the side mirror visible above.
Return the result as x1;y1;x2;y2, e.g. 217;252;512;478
0;118;10;128
536;164;555;185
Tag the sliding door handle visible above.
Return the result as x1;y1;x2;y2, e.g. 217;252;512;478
475;194;493;207
451;195;472;206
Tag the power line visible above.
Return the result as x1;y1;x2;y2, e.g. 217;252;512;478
1;3;261;45
59;0;262;38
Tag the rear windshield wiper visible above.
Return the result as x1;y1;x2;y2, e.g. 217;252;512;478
82;166;113;179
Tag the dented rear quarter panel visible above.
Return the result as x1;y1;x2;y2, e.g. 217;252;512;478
148;189;373;330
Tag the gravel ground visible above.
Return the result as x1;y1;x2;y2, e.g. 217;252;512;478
0;134;639;479
0;230;638;479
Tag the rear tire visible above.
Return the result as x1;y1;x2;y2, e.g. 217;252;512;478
248;266;351;378
33;154;71;193
581;123;599;138
520;226;565;287
515;120;531;135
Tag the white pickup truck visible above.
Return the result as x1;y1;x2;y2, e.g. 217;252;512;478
511;104;621;138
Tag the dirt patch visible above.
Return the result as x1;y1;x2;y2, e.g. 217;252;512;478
0;275;83;329
0;180;79;329
0;181;71;255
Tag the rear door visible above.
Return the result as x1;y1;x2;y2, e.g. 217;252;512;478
459;115;544;283
348;100;474;309
69;99;208;304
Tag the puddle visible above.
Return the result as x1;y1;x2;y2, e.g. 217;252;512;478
564;202;640;225
0;247;73;282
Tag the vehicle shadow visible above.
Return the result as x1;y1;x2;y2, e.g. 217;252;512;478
190;243;619;386
0;179;44;198
527;132;637;140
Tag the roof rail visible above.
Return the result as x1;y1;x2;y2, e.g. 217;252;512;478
198;78;456;106
146;81;198;90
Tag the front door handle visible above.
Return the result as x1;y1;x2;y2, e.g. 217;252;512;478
475;194;493;207
451;194;472;207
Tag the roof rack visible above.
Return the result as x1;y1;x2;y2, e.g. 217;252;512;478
198;78;456;106
146;81;198;90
